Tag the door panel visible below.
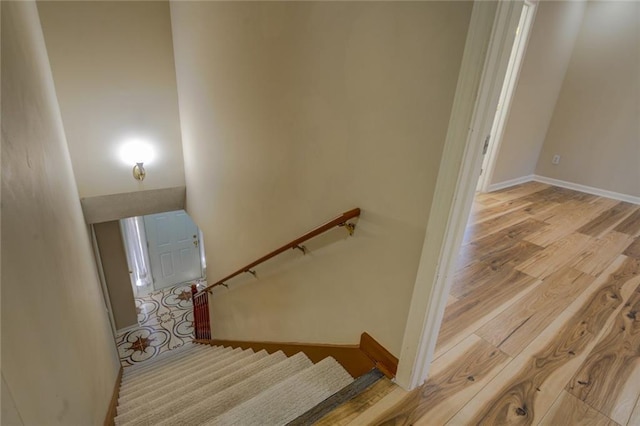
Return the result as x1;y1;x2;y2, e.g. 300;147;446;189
144;210;202;290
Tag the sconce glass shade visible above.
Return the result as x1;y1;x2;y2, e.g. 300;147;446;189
133;162;146;181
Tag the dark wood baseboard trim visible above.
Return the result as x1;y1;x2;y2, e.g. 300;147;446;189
359;332;399;378
103;366;123;426
194;332;397;379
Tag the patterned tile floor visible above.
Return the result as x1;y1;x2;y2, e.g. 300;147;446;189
115;281;205;367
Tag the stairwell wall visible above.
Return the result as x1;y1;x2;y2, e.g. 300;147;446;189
171;2;473;355
1;2;120;424
36;1;185;198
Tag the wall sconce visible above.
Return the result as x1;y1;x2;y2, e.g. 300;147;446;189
133;162;146;181
119;138;154;182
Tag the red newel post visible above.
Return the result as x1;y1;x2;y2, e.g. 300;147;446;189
191;284;199;339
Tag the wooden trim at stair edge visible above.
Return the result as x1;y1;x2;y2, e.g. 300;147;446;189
194;337;376;379
103;366;123;426
359;332;399;378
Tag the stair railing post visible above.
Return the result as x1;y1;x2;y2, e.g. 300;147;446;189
191;284;199;339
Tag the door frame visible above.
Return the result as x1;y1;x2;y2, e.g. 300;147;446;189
395;0;526;390
477;0;538;192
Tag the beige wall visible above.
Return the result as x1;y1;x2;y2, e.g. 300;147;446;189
491;0;586;185
1;375;23;426
1;2;120;424
535;1;640;197
94;221;138;330
36;1;185;198
172;2;473;355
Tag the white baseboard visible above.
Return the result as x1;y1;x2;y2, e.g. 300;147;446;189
533;175;640;205
486;174;535;192
485;174;640;205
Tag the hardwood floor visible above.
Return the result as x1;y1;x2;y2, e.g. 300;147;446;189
329;182;640;426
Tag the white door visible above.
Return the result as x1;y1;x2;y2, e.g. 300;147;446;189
144;210;202;290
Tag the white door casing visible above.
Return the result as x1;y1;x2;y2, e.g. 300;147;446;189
477;0;538;192
144;210;203;289
396;0;525;390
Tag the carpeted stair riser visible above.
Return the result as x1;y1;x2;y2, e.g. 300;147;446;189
121;345;222;386
116;350;267;416
118;348;255;411
207;357;353;425
115;343;356;426
122;344;198;377
114;350;286;425
122;344;204;379
152;352;314;426
121;345;211;384
119;347;241;400
120;346;229;391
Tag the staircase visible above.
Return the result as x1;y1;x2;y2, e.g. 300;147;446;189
114;343;354;426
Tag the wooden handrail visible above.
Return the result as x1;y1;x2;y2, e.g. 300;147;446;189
198;208;361;294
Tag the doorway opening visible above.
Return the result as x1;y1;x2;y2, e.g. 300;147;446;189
397;0;536;390
121;209;207;298
477;0;537;192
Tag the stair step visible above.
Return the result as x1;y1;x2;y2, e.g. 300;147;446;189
208;356;354;425
115;350;277;423
151;352;313;426
120;346;229;393
120;347;241;400
117;348;255;414
122;344;204;378
121;345;214;384
115;343;357;426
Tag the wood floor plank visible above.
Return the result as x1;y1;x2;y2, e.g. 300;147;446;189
566;258;640;425
446;294;458;308
346;387;409;426
451;261;535;300
577;202;638;238
463;209;538;244
368;335;510;426
623;236;640;260
521;186;593;204
539;391;620;426
436;268;539;358
628;396;640;426
532;197;619;226
448;256;640;425
314;378;397;426
523;199;617;247
468;198;532;225
462;218;547;260
488;181;551;202
516;232;593;279
476;267;595;357
614;209;640;237
571;231;636;276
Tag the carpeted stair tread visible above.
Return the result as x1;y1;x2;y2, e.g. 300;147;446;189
114;343;356;425
117;348;256;414
114;350;277;423
119;347;241;399
152;352;313;426
124;343;196;371
120;345;230;391
121;345;218;384
121;345;225;386
207;356;353;426
122;344;205;380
